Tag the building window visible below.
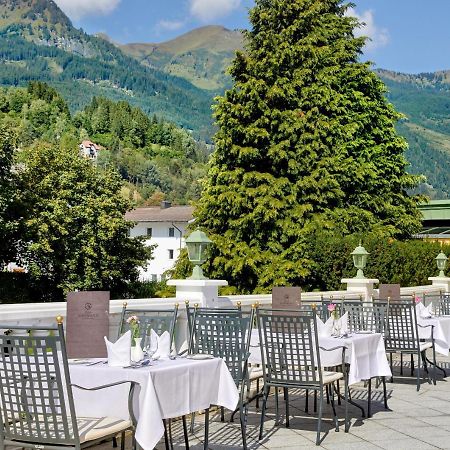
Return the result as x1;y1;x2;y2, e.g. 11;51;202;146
168;249;174;260
151;274;157;282
146;227;152;237
168;227;175;237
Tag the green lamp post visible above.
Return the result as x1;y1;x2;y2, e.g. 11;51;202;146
351;241;370;279
436;251;448;277
185;229;212;280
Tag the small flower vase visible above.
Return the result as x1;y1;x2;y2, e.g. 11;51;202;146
131;337;144;363
332;317;341;337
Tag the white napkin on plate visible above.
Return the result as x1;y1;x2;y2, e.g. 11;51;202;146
318;312;349;336
151;330;171;359
104;330;131;367
316;315;332;337
417;302;433;319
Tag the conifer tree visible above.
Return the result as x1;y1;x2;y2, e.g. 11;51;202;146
195;0;423;293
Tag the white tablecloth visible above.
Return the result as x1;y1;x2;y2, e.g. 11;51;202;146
69;358;239;450
418;316;450;355
249;330;391;385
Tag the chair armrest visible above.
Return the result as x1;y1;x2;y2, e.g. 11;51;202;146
319;345;348;352
71;380;139;391
71;381;140;426
418;323;434;329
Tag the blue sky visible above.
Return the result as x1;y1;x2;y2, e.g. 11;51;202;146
54;0;450;74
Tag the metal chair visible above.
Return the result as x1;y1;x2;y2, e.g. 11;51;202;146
342;300;389;416
117;302;178;343
0;318;137;450
189;305;255;450
384;300;437;390
423;291;450;316
257;308;349;446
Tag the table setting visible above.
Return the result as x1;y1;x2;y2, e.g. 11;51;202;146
66;327;239;450
416;301;450;356
249;311;392;386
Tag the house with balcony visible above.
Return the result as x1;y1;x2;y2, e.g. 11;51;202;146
125;202;194;281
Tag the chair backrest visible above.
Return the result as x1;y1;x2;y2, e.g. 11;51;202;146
189;307;252;386
343;300;389;334
384;300;420;352
118;304;178;343
256;308;323;387
422;292;450;316
0;322;80;448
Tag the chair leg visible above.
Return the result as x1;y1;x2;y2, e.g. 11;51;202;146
400;353;403;375
182;415;190;450
305;388;309;412
416;352;421;391
259;384;270;440
336;378;341;405
220;406;225;422
329;384;339;432
168;419;174;450
284;387;289;428
163;419;170;450
113;437;118;448
190;412;195;434
314;389;317;412
389;352;394;382
344;375;349;433
240;399;248;450
432;344;438;385
256;377;260;409
204;408;209;450
382;376;388;409
410;354;414;377
120;431;125;450
316;388;324;445
275;387;279;424
367;378;372;418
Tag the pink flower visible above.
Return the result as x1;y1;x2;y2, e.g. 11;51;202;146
126;315;139;324
327;303;336;312
415;296;421;304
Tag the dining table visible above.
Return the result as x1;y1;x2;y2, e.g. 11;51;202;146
249;329;392;386
68;356;239;450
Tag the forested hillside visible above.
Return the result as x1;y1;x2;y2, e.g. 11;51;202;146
0;0;214;139
0;82;208;205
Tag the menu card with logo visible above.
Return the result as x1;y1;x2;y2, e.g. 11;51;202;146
378;284;401;301
272;287;302;309
66;291;110;358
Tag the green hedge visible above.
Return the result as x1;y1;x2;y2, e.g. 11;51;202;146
305;231;450;291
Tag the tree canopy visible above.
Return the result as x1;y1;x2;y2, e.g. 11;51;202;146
195;0;424;293
13;142;150;298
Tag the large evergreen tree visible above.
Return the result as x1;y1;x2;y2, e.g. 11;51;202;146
195;0;423;293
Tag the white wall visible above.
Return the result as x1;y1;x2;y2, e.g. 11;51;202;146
130;221;188;281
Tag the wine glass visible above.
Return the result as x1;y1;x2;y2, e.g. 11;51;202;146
143;330;159;361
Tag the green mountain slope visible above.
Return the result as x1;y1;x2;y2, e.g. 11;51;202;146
377;69;450;198
0;0;214;138
119;26;243;91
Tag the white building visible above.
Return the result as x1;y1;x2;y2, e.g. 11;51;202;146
79;140;100;159
126;202;194;281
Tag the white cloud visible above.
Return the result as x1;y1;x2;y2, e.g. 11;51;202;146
347;8;389;51
189;0;241;23
157;19;185;32
54;0;121;21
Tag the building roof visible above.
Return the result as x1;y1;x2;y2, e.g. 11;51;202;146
418;200;450;221
125;206;194;223
81;140;100;150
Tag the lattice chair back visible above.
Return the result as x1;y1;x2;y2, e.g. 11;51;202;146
343;300;389;334
118;303;179;343
385;300;420;352
0;321;80;448
257;308;322;387
190;308;252;386
422;292;450;316
438;293;450;316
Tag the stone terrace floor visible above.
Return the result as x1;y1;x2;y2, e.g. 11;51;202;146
77;355;450;449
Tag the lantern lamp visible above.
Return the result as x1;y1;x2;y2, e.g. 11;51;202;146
436;251;448;278
351;241;370;279
185;229;212;280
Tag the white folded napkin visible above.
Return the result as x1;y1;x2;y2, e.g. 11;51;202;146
318;312;349;336
151;330;171;359
104;330;131;367
316;315;332;337
417;302;433;319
